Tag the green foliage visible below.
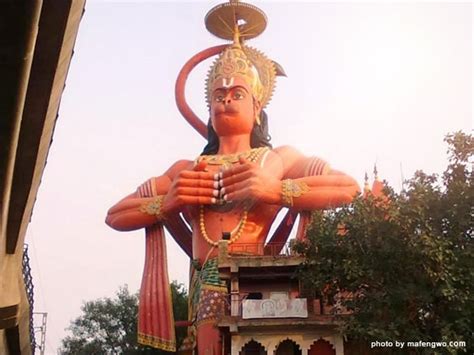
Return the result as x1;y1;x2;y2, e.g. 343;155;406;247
294;132;473;354
60;282;188;354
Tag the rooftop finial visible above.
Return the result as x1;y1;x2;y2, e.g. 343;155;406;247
373;164;379;181
363;171;371;193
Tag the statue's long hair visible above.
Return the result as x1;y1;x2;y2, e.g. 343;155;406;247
201;110;272;155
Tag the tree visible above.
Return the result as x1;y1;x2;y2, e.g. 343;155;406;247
60;282;188;354
294;132;473;354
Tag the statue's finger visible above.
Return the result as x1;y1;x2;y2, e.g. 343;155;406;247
221;170;253;187
224;186;251;202
180;196;217;205
220;180;248;195
239;156;249;164
179;170;214;180
220;163;252;179
193;160;208;172
177;178;215;189
176;187;216;197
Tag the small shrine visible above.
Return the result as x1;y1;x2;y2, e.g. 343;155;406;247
216;241;344;355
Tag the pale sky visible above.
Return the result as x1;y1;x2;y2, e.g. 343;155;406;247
25;1;471;353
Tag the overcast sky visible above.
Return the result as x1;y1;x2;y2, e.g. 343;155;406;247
25;1;471;353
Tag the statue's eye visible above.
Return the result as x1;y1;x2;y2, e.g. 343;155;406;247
214;95;224;102
233;91;245;100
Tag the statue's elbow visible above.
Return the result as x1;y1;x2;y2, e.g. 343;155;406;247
343;184;360;204
105;212;116;229
105;211;124;231
105;211;143;232
341;174;361;198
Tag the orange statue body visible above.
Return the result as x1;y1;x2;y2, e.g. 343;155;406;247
106;2;359;354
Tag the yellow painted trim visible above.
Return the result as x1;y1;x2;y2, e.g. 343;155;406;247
138;332;176;352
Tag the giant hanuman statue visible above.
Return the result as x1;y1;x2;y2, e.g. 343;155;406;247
106;1;359;354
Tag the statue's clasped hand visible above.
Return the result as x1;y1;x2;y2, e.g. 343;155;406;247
162;161;220;212
217;156;281;206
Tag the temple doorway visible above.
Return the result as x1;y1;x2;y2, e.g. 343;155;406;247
308;339;335;355
274;339;302;355
240;340;266;355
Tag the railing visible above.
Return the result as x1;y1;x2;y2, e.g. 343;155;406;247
228;241;296;257
22;244;36;354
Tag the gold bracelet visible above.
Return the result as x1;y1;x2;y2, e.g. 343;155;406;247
281;179;310;207
139;196;165;220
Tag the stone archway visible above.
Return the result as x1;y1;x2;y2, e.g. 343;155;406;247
308;339;335;355
274;339;302;355
240;339;267;355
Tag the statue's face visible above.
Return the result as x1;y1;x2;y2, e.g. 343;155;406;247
210;76;261;137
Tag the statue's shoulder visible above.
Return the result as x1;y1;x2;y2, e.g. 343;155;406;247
272;145;304;164
273;145;301;155
272;146;330;178
268;146;301;177
163;159;194;179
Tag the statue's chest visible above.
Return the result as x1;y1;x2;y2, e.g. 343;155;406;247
194;147;270;171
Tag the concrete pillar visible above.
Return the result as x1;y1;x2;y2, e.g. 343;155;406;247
231;342;239;355
334;335;344;355
230;275;239;316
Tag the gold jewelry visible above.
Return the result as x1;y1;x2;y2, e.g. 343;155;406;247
199;205;248;247
197;146;268;243
139;196;165;220
196;147;268;167
206;43;276;109
281;179;310;207
247;146;268;163
255;112;261;126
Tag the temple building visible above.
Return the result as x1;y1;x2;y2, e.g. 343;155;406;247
216;241;344;355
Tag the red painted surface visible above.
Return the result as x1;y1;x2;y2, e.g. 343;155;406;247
308;339;336;355
175;45;227;138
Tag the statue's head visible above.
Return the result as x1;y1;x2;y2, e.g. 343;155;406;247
202;42;276;154
209;75;261;137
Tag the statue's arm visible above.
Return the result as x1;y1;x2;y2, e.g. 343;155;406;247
105;160;219;231
218;147;358;210
275;146;360;210
105;160;189;231
105;159;217;231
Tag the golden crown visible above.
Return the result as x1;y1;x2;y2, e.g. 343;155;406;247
204;1;277;108
206;42;275;108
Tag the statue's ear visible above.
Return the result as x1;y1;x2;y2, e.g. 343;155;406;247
253;98;262;125
253;98;262;115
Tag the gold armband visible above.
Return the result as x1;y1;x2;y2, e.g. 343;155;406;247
139;196;165;220
281;179;310;207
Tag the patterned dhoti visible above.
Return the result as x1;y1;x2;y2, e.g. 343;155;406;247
180;258;228;351
191;258;228;326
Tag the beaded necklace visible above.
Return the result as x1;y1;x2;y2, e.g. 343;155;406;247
198;147;269;247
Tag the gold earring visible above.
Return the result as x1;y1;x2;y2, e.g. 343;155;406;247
255;113;261;126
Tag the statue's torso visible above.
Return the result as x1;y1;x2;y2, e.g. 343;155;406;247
185;148;283;263
187;201;281;263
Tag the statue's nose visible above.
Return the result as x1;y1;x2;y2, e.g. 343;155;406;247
225;98;232;105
